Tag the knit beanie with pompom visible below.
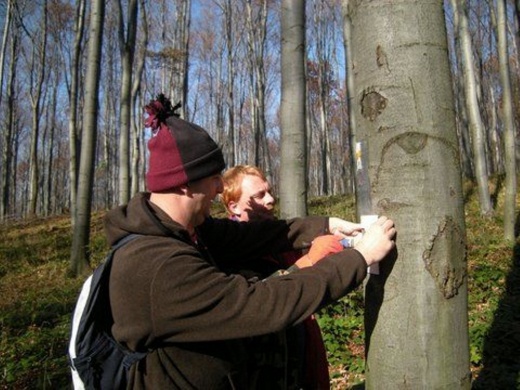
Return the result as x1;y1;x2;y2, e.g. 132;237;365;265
144;94;225;192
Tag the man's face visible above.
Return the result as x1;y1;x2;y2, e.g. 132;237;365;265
230;174;275;222
188;174;224;226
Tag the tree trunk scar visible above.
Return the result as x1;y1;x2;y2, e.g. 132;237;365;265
376;44;390;73
377;197;410;212
361;89;387;121
423;216;467;299
396;132;428;154
376;132;459;177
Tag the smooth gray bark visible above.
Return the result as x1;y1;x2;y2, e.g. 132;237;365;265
68;0;86;227
348;1;470;388
452;0;492;217
117;0;138;204
130;0;148;197
1;16;18;221
495;0;517;241
28;0;48;217
279;0;307;218
341;0;357;195
70;0;105;276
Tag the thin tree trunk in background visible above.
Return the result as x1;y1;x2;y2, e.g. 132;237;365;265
104;26;118;209
448;3;474;179
453;0;493;216
495;0;517;241
0;0;12;110
103;88;114;208
70;0;105;276
28;0;48;217
314;3;331;195
1;24;18;221
131;0;148;196
280;0;307;218
488;85;502;174
117;0;138;205
44;71;58;216
348;1;471;387
180;0;191;119
224;0;236;167
69;0;86;227
245;0;269;176
341;0;356;195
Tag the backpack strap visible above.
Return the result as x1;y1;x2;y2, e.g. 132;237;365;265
122;350;149;369
111;234;142;252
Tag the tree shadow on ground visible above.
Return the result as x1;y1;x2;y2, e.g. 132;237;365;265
471;212;520;389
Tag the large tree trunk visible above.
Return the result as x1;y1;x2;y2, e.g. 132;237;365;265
348;1;471;388
279;0;307;218
70;0;105;276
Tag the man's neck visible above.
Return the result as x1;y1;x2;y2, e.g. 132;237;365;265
149;192;195;235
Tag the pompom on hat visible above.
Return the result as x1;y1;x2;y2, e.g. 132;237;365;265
144;94;225;192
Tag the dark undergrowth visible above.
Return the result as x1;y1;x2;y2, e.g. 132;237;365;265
0;182;518;389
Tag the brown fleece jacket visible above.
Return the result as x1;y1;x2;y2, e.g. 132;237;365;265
105;192;367;389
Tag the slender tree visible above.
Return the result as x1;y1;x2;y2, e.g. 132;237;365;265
341;0;356;194
452;0;493;217
117;0;138;204
223;0;236;166
70;0;105;276
178;0;191;119
280;0;307;218
245;0;270;175
494;0;517;241
68;0;86;227
27;0;48;217
0;7;18;221
347;1;471;387
0;0;13;110
130;0;148;196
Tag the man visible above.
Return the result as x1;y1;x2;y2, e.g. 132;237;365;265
105;94;396;389
222;165;344;389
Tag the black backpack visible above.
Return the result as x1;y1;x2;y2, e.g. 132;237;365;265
68;234;147;390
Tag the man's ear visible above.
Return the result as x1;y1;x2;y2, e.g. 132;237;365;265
178;184;191;196
228;201;241;216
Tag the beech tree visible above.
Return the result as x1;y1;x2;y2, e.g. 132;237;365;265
117;0;138;204
70;0;105;276
493;0;517;241
279;0;307;218
68;0;86;227
452;0;493;217
346;1;471;387
27;0;48;217
0;0;13;221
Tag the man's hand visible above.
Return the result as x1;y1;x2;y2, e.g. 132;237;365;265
328;217;364;237
354;216;396;266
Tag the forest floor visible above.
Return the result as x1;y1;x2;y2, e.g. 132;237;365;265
0;180;518;389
